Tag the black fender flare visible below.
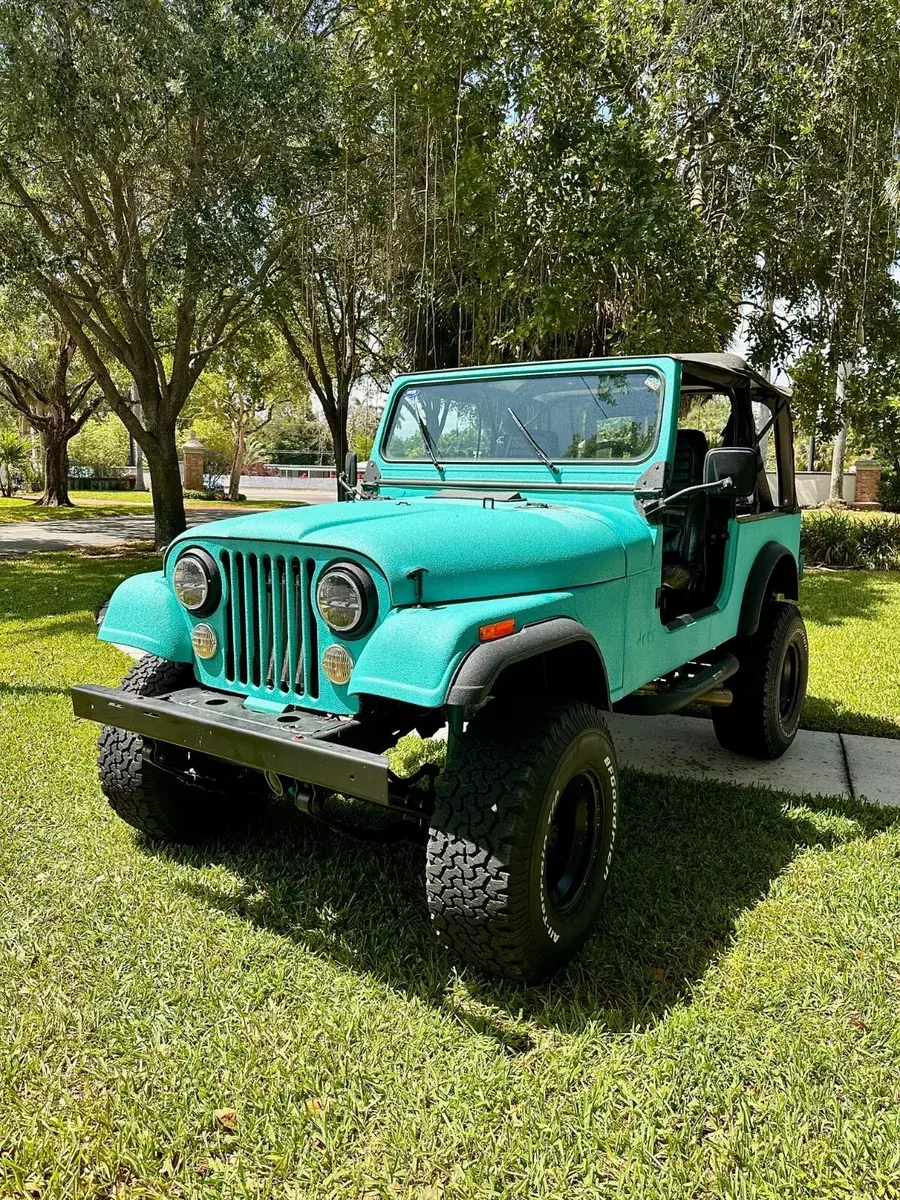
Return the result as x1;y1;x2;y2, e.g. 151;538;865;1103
446;617;610;709
738;541;799;637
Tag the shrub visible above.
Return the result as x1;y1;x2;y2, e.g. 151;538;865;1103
801;511;900;569
183;487;228;501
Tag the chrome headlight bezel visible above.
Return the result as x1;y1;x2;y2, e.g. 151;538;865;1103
315;562;377;639
172;549;220;616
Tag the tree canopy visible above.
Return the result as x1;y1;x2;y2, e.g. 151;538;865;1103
0;0;323;540
1;0;898;521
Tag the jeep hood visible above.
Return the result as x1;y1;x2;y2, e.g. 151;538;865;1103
178;497;645;605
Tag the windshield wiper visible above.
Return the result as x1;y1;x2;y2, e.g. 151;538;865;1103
411;397;443;473
506;407;559;476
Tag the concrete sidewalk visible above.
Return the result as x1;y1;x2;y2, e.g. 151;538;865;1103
607;712;899;807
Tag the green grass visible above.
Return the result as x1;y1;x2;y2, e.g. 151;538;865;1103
2;552;900;1196
803;570;900;738
0;495;302;523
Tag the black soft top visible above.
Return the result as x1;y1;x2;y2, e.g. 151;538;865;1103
670;353;790;405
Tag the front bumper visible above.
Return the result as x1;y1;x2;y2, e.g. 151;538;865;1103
71;684;390;804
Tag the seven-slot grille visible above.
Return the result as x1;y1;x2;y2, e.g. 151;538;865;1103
219;550;319;699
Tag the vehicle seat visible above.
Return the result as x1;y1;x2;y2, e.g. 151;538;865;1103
661;429;709;591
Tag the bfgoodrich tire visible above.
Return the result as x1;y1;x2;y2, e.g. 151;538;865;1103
425;699;619;982
712;602;809;760
98;655;263;843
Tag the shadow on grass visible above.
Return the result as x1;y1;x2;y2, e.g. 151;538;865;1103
0;680;71;700
0;551;159;624
802;695;900;740
143;767;900;1039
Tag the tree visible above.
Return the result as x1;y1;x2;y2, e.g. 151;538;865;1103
263;404;332;466
188;331;304;500
0;299;101;505
0;0;322;543
0;427;29;497
659;0;900;492
69;411;130;475
348;400;382;459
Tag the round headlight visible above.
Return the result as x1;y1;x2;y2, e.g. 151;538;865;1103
173;550;220;616
315;564;376;637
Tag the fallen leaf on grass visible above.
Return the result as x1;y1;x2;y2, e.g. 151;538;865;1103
305;1096;326;1114
214;1107;239;1132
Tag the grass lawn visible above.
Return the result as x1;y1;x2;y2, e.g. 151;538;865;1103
803;570;900;738
2;552;900;1196
0;494;300;524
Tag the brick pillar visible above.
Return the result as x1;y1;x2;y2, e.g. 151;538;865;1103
852;457;882;510
182;431;205;492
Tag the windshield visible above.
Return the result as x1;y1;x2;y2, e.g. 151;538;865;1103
383;369;663;463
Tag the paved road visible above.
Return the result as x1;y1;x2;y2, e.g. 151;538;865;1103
0;495;333;556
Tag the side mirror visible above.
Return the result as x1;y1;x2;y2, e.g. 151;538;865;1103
704;446;757;497
344;451;358;488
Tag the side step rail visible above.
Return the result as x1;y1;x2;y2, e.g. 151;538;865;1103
615;653;740;716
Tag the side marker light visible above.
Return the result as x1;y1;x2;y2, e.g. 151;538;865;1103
479;619;516;642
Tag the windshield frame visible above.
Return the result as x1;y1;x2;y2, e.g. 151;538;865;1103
379;363;667;468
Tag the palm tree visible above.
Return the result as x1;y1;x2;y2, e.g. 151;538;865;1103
0;428;29;497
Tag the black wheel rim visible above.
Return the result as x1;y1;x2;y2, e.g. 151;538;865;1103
779;640;802;723
544;769;602;916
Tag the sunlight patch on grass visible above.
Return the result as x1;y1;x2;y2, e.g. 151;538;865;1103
801;570;900;739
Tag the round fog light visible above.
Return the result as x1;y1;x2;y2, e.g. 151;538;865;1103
322;643;353;685
191;623;218;660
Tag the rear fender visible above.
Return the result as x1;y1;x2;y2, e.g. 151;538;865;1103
738;542;800;637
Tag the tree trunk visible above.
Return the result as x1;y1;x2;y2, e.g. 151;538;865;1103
326;397;350;502
36;426;73;507
829;361;848;503
228;426;244;503
143;430;187;548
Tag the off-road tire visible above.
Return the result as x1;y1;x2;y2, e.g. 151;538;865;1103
98;655;261;843
425;699;619;982
712;602;809;759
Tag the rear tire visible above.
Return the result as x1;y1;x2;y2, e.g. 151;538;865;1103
712;602;808;759
425;699;619;982
98;655;263;843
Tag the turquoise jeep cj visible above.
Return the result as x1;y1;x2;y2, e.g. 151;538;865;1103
73;353;808;981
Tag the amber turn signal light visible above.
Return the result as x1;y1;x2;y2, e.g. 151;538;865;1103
479;618;516;642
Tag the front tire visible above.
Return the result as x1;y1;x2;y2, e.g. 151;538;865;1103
425;699;619;982
98;655;263;843
712;602;809;759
